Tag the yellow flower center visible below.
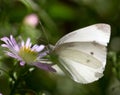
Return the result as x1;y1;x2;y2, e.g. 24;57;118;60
18;46;38;63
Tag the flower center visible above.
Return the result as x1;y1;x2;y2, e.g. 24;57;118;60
18;46;38;64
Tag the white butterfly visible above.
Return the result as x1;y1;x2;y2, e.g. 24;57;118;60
52;23;111;84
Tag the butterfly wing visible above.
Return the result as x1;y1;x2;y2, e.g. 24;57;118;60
55;23;110;47
54;42;107;83
53;23;111;83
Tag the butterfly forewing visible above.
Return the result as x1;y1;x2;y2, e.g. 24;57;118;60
55;42;106;68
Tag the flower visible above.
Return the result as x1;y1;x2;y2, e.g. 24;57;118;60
23;14;39;27
1;35;56;72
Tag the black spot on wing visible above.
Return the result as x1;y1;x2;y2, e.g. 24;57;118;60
90;52;94;55
86;59;90;63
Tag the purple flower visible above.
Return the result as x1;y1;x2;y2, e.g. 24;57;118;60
1;35;56;72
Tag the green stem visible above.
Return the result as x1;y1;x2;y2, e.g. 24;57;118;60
10;65;32;95
10;78;20;95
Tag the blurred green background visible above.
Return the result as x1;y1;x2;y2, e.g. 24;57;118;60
0;0;120;95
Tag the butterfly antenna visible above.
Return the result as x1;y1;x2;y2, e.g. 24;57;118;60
39;21;49;43
39;21;50;51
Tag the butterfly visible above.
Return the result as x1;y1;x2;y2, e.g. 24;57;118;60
51;23;111;84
